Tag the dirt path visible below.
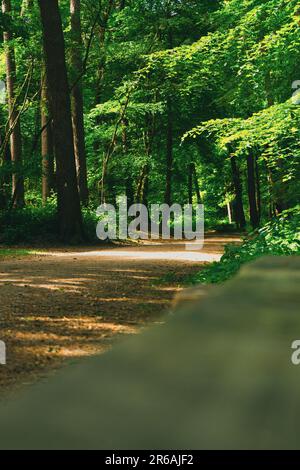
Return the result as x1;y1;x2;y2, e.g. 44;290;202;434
0;234;239;396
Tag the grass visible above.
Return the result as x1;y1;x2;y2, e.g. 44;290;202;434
0;248;40;258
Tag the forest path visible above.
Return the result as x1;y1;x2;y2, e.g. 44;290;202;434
0;233;240;396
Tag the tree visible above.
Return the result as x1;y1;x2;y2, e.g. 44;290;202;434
38;0;83;242
70;0;89;206
230;155;246;230
2;0;24;208
41;68;54;204
1;0;299;244
246;152;260;229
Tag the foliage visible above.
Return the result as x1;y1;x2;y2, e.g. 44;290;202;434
0;0;300;243
0;248;37;257
188;206;300;285
0;204;100;244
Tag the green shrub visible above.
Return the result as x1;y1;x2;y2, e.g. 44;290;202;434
188;206;300;285
0;205;101;245
0;205;58;244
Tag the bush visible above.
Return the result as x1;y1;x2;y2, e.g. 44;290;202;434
0;205;58;244
188;206;300;285
0;205;101;245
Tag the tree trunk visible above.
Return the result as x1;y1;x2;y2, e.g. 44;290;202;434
246;152;260;229
192;163;202;204
41;70;54;204
136;163;149;205
2;0;24;208
21;0;33;16
38;0;83;242
164;97;173;206
227;202;232;224
188;162;193;205
94;0;114;106
230;155;246;230
164;23;174;207
70;0;89;206
255;154;261;222
0;128;11;209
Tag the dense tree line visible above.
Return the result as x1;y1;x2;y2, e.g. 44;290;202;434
0;0;299;242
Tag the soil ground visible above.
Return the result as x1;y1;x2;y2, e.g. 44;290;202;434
0;233;240;397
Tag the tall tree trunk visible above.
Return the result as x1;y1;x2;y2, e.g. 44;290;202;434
255;154;261;222
192;163;202;204
265;161;276;218
164;97;173;206
230;155;246;230
188;162;193;205
136;163;148;205
38;0;83;242
2;0;24;208
187;162;203;205
126;178;134;207
21;0;33;16
0;128;11;209
246;152;260;229
41;70;54;204
227;202;233;224
94;0;114;106
136;125;153;205
70;0;89;206
164;20;174;207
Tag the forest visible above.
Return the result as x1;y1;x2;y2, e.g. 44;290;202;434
0;0;299;452
0;0;298;248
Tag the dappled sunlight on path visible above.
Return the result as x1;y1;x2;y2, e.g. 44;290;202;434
0;233;240;395
48;250;222;263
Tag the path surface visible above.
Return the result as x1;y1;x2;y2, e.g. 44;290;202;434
1;256;298;450
0;234;239;395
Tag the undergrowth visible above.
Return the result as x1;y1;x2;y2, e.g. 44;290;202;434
188;206;300;285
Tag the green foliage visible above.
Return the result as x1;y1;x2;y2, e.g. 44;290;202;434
0;204;58;244
184;100;300;210
1;0;300;244
0;248;36;257
189;206;300;285
0;204;100;245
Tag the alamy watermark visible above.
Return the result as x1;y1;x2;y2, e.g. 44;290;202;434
96;196;204;250
0;80;6;105
291;340;300;365
292;80;300;105
0;341;6;365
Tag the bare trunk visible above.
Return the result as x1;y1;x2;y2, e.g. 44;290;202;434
70;0;89;206
164;23;174;207
41;70;54;204
136;163;149;205
255;154;261;222
2;0;24;208
94;0;114;105
246;152;260;229
164;97;173;206
21;0;33;16
39;0;83;242
0;128;11;208
230;155;246;230
227;202;232;224
192;165;202;205
188;162;193;205
188;163;202;204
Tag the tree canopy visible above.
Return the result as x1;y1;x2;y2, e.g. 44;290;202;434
0;0;299;241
